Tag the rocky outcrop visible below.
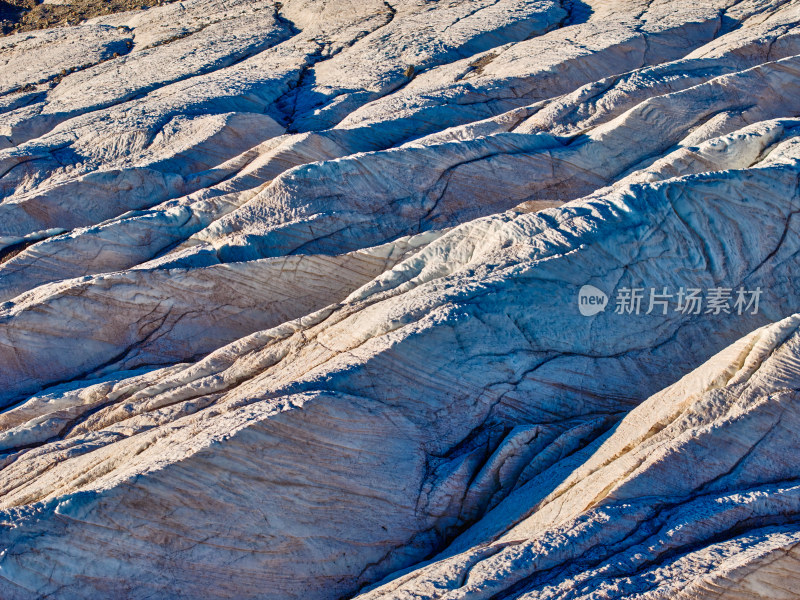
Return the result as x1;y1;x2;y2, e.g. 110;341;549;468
2;0;800;599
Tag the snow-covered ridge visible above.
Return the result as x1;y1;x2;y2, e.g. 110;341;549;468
2;0;800;598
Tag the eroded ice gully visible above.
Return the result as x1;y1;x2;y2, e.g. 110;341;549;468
1;0;800;598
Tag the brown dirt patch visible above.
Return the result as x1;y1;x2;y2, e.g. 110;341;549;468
1;0;178;35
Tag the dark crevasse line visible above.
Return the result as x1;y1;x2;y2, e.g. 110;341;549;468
281;0;569;134
271;1;398;132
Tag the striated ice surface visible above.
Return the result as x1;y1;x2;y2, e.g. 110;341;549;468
2;0;800;598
